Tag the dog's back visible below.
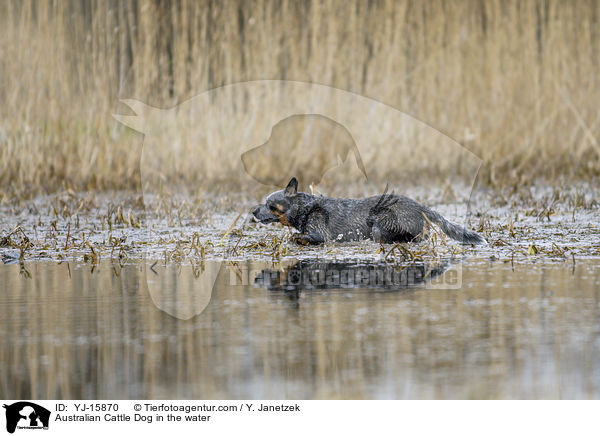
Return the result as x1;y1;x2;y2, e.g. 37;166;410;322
299;194;421;242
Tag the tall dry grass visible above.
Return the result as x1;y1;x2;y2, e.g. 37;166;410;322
1;0;600;199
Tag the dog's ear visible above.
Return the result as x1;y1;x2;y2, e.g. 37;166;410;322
284;177;298;196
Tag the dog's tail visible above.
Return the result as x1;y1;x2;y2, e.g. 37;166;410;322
423;209;486;245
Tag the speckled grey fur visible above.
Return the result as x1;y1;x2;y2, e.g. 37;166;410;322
252;178;486;245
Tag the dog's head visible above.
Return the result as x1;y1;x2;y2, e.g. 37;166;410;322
252;177;298;225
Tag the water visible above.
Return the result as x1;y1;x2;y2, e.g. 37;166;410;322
1;257;599;399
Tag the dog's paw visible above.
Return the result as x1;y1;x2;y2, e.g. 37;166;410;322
291;234;311;246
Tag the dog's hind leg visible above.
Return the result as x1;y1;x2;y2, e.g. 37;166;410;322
371;221;417;243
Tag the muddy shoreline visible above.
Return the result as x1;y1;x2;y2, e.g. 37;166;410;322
1;183;598;268
2;183;600;400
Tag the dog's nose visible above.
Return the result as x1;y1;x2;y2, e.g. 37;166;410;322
252;206;260;217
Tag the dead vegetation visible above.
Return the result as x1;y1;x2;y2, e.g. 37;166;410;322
1;1;600;200
0;182;598;275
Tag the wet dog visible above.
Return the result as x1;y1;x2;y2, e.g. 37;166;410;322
252;177;486;245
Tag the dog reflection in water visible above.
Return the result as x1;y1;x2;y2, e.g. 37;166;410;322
254;259;452;300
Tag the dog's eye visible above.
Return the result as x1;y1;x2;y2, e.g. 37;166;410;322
269;203;284;212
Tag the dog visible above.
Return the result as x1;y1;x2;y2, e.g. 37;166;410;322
252;177;486;245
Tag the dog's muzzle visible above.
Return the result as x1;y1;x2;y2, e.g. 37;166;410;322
252;205;279;224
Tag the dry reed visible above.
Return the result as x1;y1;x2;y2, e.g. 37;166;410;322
1;0;600;200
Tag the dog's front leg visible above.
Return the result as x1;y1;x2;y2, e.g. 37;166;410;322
292;231;325;245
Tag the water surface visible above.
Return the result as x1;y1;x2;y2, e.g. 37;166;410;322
1;258;599;399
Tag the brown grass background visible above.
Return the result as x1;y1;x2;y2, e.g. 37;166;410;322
1;0;600;199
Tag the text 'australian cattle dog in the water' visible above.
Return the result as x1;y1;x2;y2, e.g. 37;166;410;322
252;178;486;245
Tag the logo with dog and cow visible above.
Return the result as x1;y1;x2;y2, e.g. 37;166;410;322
2;402;50;433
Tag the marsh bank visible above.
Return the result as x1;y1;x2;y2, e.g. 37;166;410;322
0;183;599;399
